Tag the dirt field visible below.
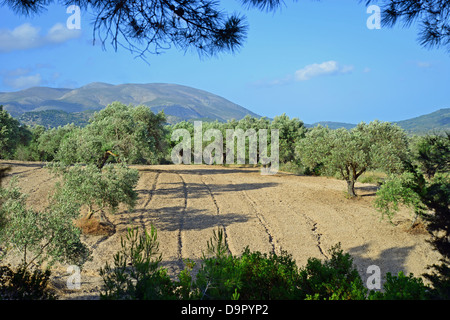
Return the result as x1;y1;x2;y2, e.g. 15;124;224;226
0;160;443;299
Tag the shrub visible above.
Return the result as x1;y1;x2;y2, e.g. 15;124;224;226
194;228;302;299
99;227;437;300
297;244;368;300
370;271;429;300
99;226;176;300
0;264;56;300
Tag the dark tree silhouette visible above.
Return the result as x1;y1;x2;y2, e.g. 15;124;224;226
1;0;293;58
364;0;450;52
0;166;10;188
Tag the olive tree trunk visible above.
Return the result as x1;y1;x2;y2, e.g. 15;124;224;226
346;179;356;197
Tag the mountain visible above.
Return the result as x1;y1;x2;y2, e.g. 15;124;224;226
393;108;450;135
17;109;95;128
2;83;448;134
304;108;449;135
0;82;260;124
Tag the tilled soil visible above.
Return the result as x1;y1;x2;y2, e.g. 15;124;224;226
0;161;442;299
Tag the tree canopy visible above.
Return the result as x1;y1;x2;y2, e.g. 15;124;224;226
56;102;168;166
1;0;295;58
296;121;409;197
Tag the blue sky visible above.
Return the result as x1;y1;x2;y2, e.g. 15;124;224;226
0;0;449;124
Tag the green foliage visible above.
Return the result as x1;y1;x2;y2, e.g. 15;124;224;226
51;102;168;166
411;133;450;179
0;178;90;268
88;102;168;164
370;272;428;300
0;105;31;159
298;244;368;300
423;261;450;300
99;225;176;300
270;113;306;165
183;228;238;300
0;263;56;300
18;110;93;129
296;121;409;196
37;124;76;161
195;228;303;300
99;226;438;300
374;172;427;222
374;133;449;297
46;162;139;220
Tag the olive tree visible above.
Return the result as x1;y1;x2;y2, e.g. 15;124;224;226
0;178;91;268
46;162;140;222
270;113;306;165
0;106;31;159
296;121;409;197
57;102;168;166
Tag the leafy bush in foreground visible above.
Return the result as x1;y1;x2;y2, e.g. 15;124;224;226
99;226;434;300
0;264;56;300
99;225;176;300
298;244;368;300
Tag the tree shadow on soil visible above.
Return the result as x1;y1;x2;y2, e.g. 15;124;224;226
135;165;266;176
347;243;417;288
147;181;278;199
120;207;249;233
355;185;380;197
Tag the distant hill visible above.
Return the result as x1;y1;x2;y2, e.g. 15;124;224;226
0;82;260;124
393;108;450;135
17;109;95;128
2;83;448;134
304;108;449;135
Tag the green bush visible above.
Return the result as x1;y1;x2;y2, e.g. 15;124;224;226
370;272;429;300
0;264;56;300
99;227;423;300
195;229;302;299
99;226;440;300
46;162;139;221
99;226;177;300
298;244;368;300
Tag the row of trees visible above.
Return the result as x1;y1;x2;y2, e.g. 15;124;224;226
0;102;428;197
0;103;447;197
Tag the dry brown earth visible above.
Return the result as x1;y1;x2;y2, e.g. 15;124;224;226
0;160;443;299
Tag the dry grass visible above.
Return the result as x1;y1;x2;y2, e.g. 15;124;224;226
75;216;116;236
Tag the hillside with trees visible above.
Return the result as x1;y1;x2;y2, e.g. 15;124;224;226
1;101;449;300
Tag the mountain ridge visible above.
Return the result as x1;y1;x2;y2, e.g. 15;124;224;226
1;83;448;134
305;108;449;134
0;82;260;123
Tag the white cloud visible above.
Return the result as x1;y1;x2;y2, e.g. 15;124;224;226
294;61;354;81
0;22;81;52
45;23;80;44
252;60;354;87
416;61;432;68
3;73;42;89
